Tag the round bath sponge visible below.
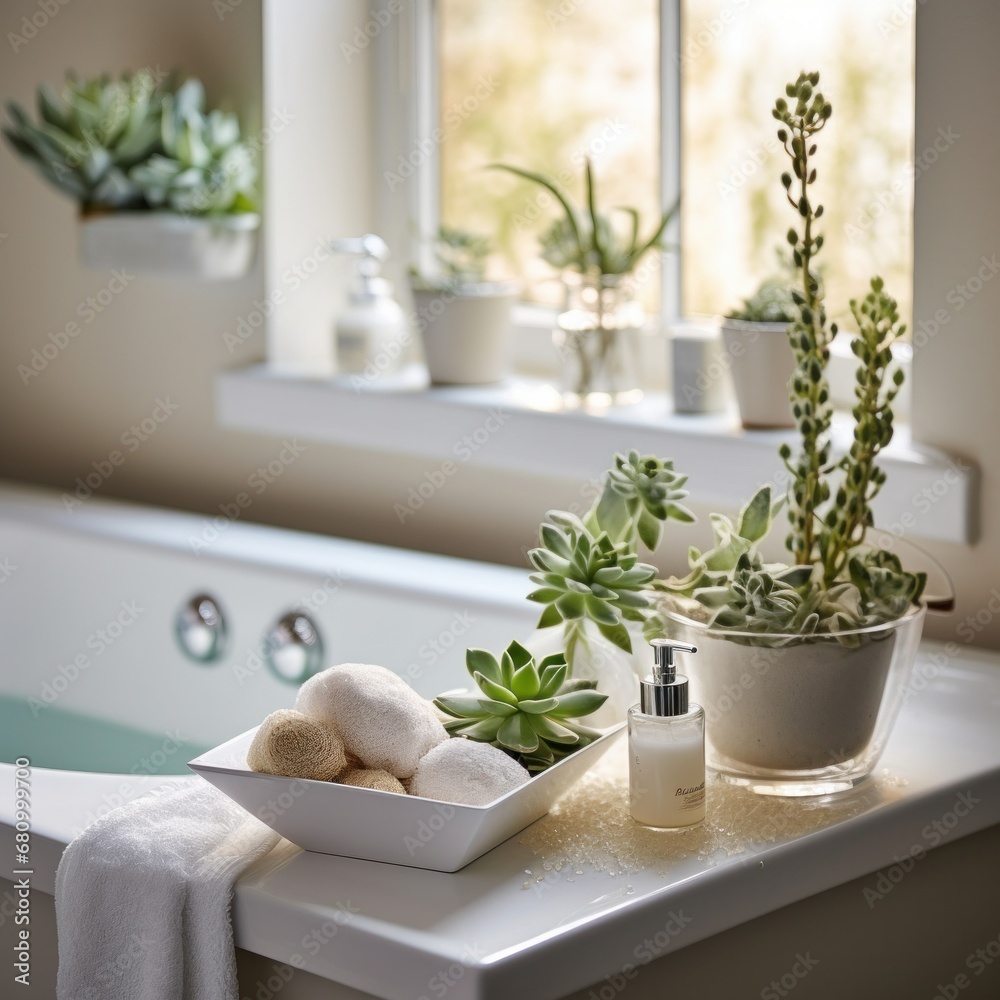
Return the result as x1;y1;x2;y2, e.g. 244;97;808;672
246;708;347;782
410;738;530;806
295;663;447;779
339;768;406;795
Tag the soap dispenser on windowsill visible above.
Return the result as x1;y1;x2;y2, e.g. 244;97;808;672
628;638;706;829
330;234;408;381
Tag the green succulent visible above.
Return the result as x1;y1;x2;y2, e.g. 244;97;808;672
727;277;797;324
528;511;657;656
848;549;925;625
434;641;607;772
411;225;492;289
661;485;787;595
654;480;925;645
129;79;256;215
691;553;812;634
489;159;676;277
586;450;694;551
3;70;166;210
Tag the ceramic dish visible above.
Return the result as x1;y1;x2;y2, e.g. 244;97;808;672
189;724;624;871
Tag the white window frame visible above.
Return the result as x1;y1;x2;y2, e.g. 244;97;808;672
375;1;680;377
220;2;970;545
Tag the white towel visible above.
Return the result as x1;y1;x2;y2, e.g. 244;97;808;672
55;779;280;1000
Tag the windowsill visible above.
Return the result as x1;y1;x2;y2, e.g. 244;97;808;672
215;365;976;545
505;303;913;417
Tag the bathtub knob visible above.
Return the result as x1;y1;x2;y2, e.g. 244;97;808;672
264;612;324;685
175;594;228;663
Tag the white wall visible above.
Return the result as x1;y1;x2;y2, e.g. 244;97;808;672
910;0;1000;648
0;1;998;648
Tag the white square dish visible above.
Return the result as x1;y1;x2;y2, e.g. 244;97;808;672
189;724;625;872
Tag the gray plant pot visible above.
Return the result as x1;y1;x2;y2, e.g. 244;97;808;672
720;319;795;429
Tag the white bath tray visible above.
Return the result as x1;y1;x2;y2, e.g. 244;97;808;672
189;724;624;872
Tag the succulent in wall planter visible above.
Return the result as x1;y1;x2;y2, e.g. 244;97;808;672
4;72;259;280
721;276;798;429
410;226;518;385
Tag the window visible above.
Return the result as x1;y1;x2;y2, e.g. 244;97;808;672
680;0;915;328
430;0;915;328
438;0;661;308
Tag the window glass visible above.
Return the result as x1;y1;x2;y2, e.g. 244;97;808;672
438;1;915;326
438;0;661;306
681;0;916;327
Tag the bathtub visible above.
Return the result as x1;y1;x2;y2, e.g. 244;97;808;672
2;481;1000;1000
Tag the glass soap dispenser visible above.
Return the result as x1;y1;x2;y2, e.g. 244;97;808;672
628;638;706;829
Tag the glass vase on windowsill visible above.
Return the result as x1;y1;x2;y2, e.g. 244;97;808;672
554;271;644;409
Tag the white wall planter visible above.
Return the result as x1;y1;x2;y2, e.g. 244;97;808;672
720;319;795;429
413;282;518;385
79;211;260;280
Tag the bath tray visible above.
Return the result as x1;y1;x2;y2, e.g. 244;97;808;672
189;724;624;871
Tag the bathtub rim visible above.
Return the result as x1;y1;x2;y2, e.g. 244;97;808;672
0;478;531;616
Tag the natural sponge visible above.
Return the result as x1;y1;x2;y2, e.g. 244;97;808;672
410;738;530;806
295;663;447;779
339;768;406;795
246;708;347;782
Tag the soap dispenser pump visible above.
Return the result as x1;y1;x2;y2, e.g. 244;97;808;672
628;638;706;829
330;234;407;378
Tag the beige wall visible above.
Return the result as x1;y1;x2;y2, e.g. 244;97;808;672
0;1;998;648
0;0;570;567
910;1;1000;649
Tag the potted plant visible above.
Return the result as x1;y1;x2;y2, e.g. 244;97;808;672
3;71;259;279
721;275;797;429
491;160;676;408
410;226;518;385
522;450;695;726
654;71;931;794
522;73;936;795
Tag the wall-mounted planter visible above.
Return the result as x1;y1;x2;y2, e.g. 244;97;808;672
79;211;260;280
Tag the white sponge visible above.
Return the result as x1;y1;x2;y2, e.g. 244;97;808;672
410;738;530;806
295;663;447;779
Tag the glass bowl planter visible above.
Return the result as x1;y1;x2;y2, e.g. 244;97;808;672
660;603;926;796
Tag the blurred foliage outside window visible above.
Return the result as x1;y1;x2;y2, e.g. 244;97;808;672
439;0;915;328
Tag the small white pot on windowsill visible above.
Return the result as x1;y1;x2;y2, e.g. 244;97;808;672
412;280;519;385
79;211;260;280
720;317;795;429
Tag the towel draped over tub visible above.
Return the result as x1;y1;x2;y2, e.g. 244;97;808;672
55;778;280;1000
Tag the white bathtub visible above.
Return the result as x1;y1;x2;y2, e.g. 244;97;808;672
0;481;532;778
2;482;1000;1000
